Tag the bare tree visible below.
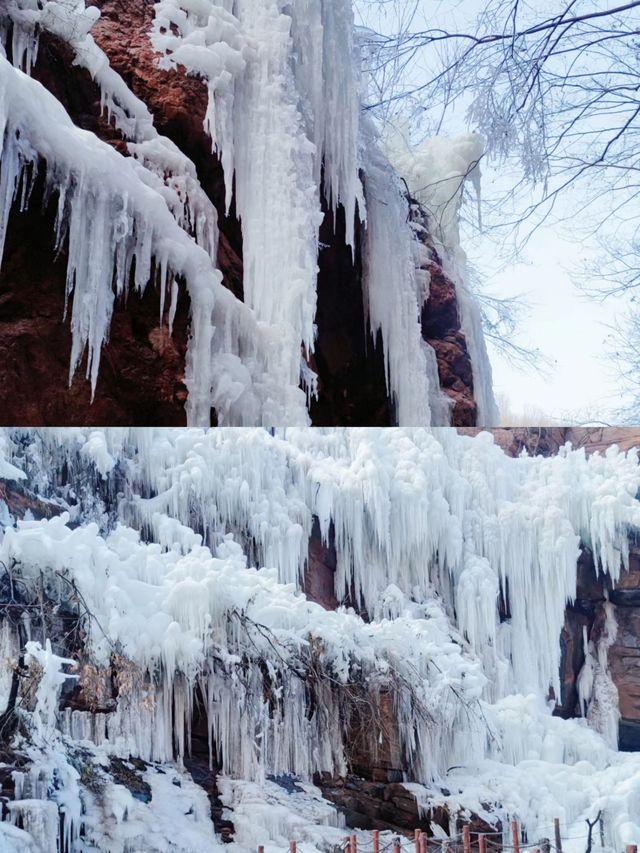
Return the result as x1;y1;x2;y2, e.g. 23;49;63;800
357;0;640;389
360;1;639;205
360;0;639;250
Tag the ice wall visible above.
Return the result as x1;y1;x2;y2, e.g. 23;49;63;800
0;0;495;425
28;426;636;699
2;428;640;849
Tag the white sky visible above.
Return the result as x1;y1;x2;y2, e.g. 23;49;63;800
463;176;629;424
474;228;624;424
356;0;633;424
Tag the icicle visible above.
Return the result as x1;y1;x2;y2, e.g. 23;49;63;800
577;626;594;717
8;800;59;853
361;134;447;425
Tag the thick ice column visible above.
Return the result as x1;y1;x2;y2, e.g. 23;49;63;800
361;140;449;425
152;0;363;422
384;132;499;425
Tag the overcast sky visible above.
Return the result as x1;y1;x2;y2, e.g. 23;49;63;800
471;221;624;424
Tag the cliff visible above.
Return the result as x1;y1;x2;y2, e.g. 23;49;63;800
0;0;491;427
459;427;640;751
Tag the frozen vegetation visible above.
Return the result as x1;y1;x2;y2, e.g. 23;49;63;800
0;428;639;850
0;0;497;425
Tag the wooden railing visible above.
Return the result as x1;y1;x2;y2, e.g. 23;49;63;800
254;818;640;853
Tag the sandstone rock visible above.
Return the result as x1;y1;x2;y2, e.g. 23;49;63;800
0;480;62;521
304;519;339;611
420;245;477;426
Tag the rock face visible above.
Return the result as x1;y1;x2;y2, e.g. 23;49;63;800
608;549;640;750
557;545;640;751
458;427;640;458
0;0;480;425
419;243;477;426
0;479;61;522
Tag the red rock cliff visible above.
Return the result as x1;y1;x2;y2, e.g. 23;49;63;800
0;0;479;426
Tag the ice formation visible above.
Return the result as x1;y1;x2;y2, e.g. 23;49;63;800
385;130;499;425
0;0;498;425
0;428;639;850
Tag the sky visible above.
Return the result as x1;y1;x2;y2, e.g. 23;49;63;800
355;0;633;424
465;187;627;425
481;251;622;425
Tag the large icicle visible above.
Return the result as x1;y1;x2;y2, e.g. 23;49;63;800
151;0;362;414
0;55;310;424
361;132;451;425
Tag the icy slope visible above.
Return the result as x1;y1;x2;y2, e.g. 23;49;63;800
0;0;497;425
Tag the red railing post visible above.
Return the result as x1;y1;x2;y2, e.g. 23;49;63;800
372;830;380;853
554;818;562;853
479;835;487;853
464;825;472;853
511;821;520;853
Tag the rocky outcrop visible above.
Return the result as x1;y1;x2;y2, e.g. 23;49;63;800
458;427;640;458
304;520;339;612
417;232;477;426
316;774;430;835
0;479;61;522
0;0;480;425
556;544;640;751
608;549;640;750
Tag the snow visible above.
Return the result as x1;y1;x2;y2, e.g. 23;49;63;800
217;777;346;852
0;0;498;426
0;428;639;851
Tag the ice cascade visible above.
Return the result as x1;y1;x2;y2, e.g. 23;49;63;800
0;0;497;425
